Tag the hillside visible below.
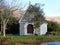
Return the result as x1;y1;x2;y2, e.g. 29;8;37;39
45;16;60;24
10;8;24;20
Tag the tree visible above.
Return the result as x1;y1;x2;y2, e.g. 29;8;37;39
47;21;58;32
47;21;60;35
24;3;45;28
0;5;15;37
0;0;23;36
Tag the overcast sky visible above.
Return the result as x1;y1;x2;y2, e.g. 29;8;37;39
4;0;60;16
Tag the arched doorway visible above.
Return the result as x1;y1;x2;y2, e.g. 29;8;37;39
27;24;34;34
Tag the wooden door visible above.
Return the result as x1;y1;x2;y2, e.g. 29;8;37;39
27;24;34;34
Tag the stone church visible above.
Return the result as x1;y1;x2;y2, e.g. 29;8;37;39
19;11;48;35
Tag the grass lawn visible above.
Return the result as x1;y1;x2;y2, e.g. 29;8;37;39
0;35;60;41
0;35;60;45
0;35;60;43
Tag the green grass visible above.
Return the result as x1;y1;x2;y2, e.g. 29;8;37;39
0;35;60;45
0;35;60;42
3;35;60;41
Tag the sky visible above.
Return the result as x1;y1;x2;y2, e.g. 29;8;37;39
4;0;60;16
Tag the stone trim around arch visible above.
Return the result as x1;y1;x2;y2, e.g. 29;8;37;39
24;22;35;35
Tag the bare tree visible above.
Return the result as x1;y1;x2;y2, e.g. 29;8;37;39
0;0;26;36
0;5;15;37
